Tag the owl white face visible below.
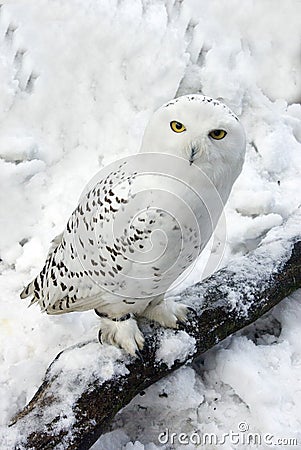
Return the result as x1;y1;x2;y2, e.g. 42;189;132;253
140;95;246;179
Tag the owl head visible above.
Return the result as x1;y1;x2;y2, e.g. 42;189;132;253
140;94;246;190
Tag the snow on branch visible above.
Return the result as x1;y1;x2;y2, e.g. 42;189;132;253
10;210;301;450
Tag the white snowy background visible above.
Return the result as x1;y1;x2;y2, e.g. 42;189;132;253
1;0;301;448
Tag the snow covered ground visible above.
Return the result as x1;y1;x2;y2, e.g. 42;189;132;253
0;0;301;448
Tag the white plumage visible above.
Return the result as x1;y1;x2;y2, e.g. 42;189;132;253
21;95;246;355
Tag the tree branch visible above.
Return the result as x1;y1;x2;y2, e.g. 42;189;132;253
10;211;301;450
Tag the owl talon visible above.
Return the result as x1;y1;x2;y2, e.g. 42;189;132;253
98;328;102;344
141;297;192;329
135;349;144;362
97;314;144;356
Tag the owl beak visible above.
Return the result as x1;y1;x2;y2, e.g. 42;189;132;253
189;146;198;166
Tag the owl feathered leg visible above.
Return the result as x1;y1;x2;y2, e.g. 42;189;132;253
140;297;193;328
95;310;144;356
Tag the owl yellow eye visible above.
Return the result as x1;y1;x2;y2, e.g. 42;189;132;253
209;129;227;140
170;121;186;133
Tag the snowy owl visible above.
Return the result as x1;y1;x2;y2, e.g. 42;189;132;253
21;95;246;355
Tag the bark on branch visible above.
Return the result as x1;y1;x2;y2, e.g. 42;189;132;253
10;212;301;450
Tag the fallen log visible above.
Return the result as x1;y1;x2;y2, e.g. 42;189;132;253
10;210;301;450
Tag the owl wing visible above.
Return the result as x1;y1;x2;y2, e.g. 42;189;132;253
21;162;134;313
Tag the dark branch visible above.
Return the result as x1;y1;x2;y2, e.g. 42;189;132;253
10;213;301;450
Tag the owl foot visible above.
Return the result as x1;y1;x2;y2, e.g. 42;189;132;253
141;297;193;329
97;313;144;356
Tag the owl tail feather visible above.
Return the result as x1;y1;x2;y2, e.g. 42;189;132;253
20;280;35;300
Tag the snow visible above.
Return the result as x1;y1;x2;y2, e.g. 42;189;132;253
156;330;196;368
0;0;301;449
221;209;301;315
